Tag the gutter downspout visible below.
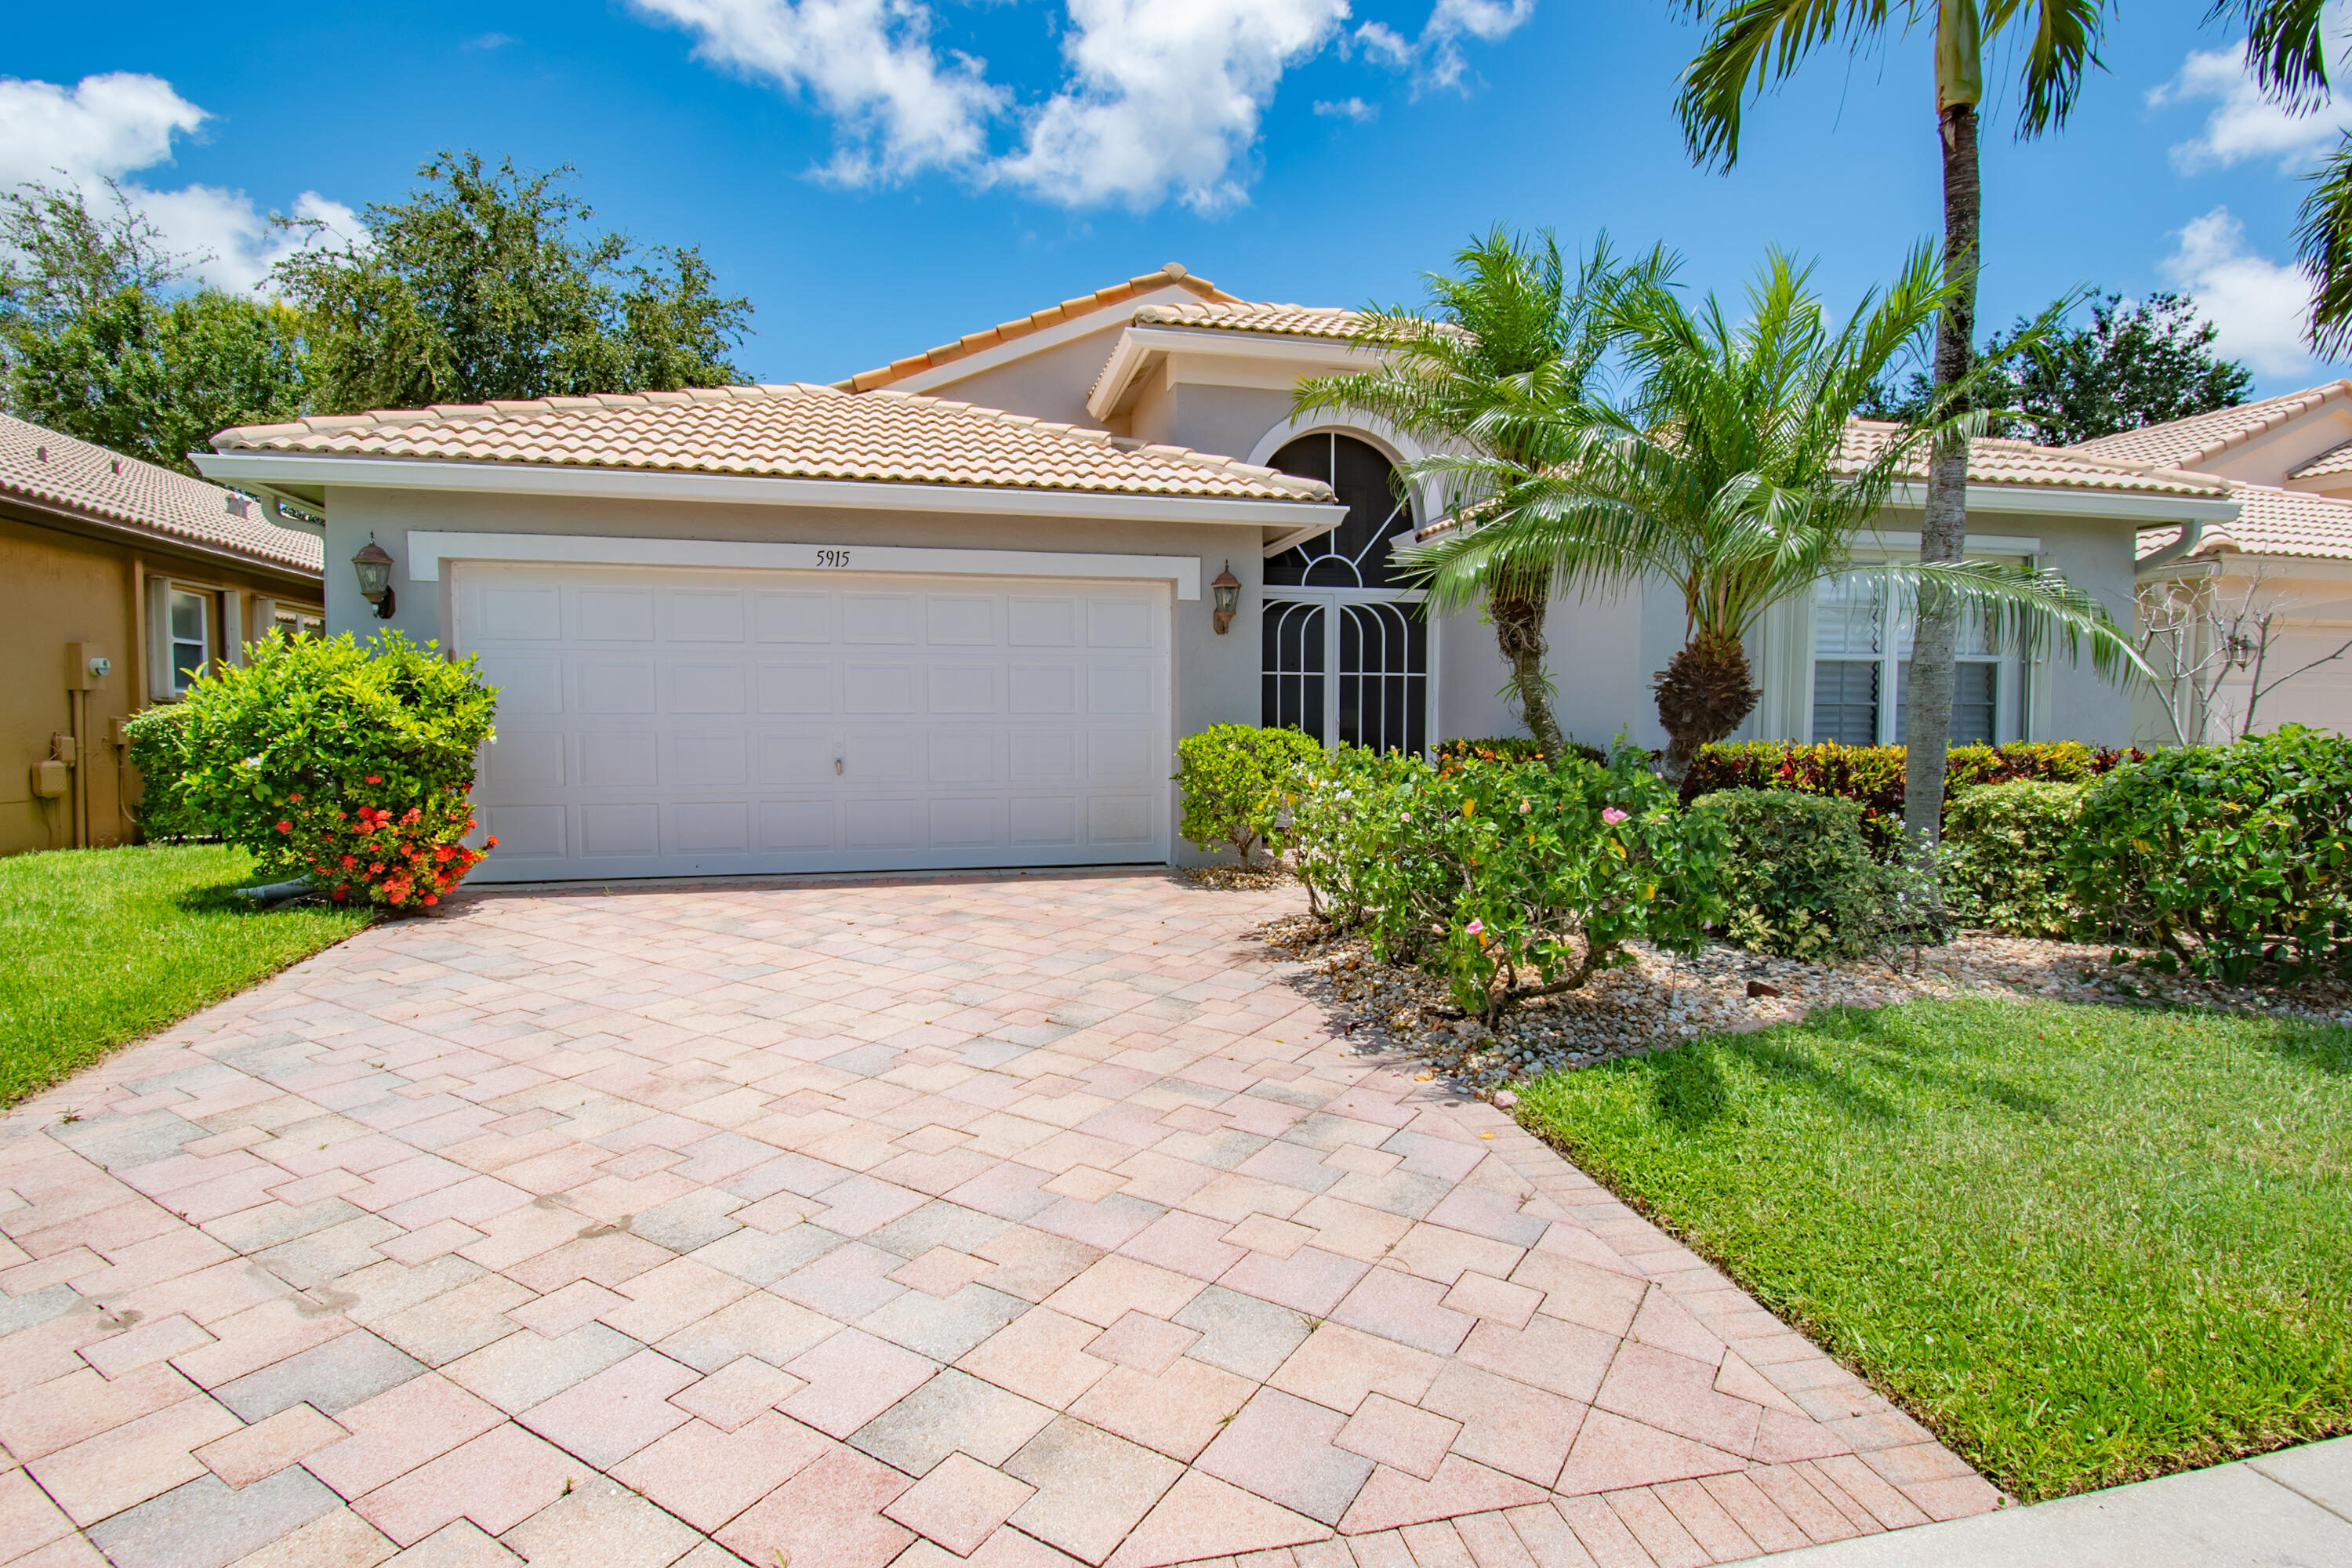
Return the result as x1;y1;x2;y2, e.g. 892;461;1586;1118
2135;517;2206;575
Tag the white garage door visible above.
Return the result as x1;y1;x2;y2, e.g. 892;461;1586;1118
456;561;1174;881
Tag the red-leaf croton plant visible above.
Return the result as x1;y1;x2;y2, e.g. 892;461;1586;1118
171;631;500;909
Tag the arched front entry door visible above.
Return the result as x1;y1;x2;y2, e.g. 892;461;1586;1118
1259;433;1430;755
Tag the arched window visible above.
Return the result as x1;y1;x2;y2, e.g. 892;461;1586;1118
1259;431;1429;754
1264;433;1416;589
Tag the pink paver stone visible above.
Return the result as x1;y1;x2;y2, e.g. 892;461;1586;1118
0;871;1993;1568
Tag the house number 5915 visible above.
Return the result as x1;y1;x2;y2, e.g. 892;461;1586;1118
814;549;852;568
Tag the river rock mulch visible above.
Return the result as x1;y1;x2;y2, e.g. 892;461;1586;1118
1250;912;2352;1092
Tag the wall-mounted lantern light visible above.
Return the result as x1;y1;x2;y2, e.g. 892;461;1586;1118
1211;562;1241;635
352;537;397;619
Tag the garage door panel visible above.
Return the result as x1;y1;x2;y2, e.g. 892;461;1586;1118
757;662;833;713
844;798;920;849
927;665;995;714
1010;666;1078;714
927;596;996;644
844;594;918;644
1010;733;1079;782
673;802;750;854
930;798;1001;848
672;735;748;786
487;731;565;789
756;593;831;643
1009;797;1080;847
485;804;565;858
580;803;660;856
760;800;835;850
1089;598;1158;648
848;731;920;781
580;732;659;787
929;732;1003;784
481;657;563;714
481;589;561;641
579;662;658;713
668;589;746;641
844;664;918;713
1090;797;1152;845
460;562;1169;880
1090;666;1152;715
579;589;655;641
1009;597;1078;647
673;662;748;713
758;733;837;784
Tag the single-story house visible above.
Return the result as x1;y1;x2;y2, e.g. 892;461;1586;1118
194;263;2245;883
2;412;324;857
2072;384;2352;743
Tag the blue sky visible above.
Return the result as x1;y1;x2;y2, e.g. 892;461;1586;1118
7;0;2347;396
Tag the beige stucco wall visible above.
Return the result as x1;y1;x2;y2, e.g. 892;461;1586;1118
1;507;321;857
2132;557;2352;743
322;485;1290;864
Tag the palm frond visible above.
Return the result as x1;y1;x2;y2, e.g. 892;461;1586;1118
1984;0;2111;136
2299;133;2352;359
1870;558;2153;682
2206;0;2330;107
1678;0;1896;170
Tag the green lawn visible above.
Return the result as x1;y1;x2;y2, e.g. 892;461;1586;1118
1516;998;2352;1503
0;844;372;1105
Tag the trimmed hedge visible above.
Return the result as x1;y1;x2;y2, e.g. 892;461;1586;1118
1175;724;1323;865
1687;789;1925;960
122;703;213;841
1684;740;2140;851
1944;780;2086;938
2071;726;2352;981
1434;736;1606;771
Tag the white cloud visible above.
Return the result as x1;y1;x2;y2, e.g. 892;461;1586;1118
1356;0;1535;93
0;72;205;189
628;0;1006;183
991;0;1352;211
1315;96;1376;122
2160;207;2320;377
0;72;354;294
2151;45;2352;172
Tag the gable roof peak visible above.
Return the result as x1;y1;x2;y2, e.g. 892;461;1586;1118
2068;379;2352;470
838;263;1239;393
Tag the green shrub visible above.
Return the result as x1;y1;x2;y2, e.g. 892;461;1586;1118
2071;726;2352;981
1175;724;1323;865
1291;747;1726;1023
1434;735;1606;771
1685;740;2140;851
1688;789;1933;960
1944;780;2086;938
122;703;212;841
176;632;499;904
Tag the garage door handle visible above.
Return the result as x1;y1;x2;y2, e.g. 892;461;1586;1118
835;757;844;775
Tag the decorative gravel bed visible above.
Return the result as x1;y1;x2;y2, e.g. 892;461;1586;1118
1253;913;2352;1092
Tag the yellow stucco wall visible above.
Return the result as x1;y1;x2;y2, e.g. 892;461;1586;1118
0;509;322;858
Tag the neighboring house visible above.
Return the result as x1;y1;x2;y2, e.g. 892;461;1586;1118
1;412;325;856
194;263;2241;882
2072;385;2352;743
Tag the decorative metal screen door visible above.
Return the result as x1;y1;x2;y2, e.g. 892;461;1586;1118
1258;432;1430;753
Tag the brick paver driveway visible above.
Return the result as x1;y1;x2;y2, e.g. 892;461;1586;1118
0;871;1998;1568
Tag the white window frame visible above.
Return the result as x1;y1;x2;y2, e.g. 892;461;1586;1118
1808;554;2027;747
147;579;218;700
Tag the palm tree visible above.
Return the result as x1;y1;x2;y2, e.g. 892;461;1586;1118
1675;0;2109;842
1393;248;2147;775
1290;229;1669;760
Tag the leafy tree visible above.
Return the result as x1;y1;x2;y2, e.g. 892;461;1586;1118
274;152;753;413
1291;229;1668;759
1863;292;2253;445
1;182;306;475
1396;247;2145;774
1676;0;2109;845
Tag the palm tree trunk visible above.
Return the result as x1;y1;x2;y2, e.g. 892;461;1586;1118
1904;99;1980;847
1491;590;1565;760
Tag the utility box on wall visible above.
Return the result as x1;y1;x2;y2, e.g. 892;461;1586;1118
31;760;68;798
66;643;111;691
